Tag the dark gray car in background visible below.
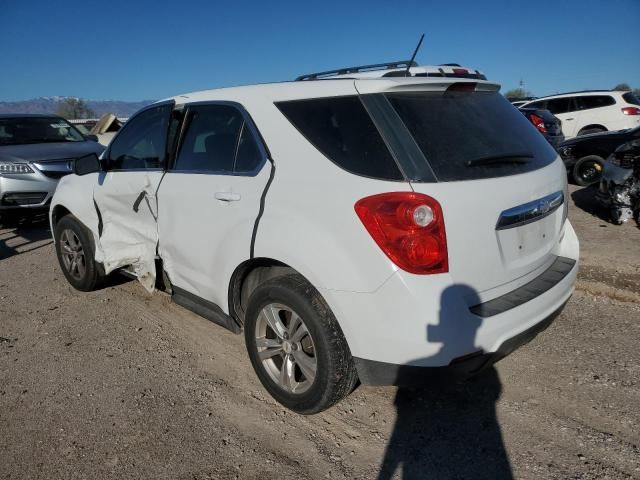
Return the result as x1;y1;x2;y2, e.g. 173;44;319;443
0;114;103;221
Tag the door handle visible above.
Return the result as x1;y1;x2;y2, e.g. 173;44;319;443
565;118;574;121
215;192;241;202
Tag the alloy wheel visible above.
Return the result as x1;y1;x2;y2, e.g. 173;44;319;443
60;229;86;280
254;303;317;394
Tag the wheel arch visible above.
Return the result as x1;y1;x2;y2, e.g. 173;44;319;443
578;124;607;135
228;257;306;326
51;204;72;228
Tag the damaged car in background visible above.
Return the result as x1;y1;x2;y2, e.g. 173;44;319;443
558;126;640;186
596;136;640;225
49;61;579;414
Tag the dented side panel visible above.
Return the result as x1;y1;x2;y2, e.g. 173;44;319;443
92;171;165;292
157;163;272;311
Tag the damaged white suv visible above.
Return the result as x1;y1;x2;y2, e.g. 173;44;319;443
51;63;579;413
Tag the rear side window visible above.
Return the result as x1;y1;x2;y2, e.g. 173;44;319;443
576;95;615;110
385;91;557;182
276;96;403;181
623;92;640;106
546;98;572;114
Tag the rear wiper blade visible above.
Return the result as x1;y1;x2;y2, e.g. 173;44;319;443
466;153;533;167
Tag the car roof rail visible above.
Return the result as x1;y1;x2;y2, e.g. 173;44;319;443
540;89;613;97
438;63;461;67
295;60;418;81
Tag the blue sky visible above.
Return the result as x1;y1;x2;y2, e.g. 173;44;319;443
1;0;638;101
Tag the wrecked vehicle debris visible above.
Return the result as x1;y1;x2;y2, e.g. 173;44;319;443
596;138;640;225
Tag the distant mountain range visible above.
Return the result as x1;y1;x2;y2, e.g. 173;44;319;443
0;97;155;118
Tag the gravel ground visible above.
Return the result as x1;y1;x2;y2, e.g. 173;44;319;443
1;184;639;480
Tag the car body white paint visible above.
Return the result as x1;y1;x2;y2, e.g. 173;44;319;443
51;75;579;371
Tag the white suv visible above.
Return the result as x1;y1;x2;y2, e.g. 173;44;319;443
521;90;640;139
50;66;579;413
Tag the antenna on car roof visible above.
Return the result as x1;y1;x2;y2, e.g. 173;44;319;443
404;34;425;77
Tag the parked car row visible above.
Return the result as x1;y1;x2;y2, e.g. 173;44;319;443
509;90;640;218
518;90;640;139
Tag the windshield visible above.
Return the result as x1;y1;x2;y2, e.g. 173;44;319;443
0;117;85;146
385;90;557;181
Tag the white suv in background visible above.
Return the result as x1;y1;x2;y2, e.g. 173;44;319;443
50;62;579;413
522;90;640;139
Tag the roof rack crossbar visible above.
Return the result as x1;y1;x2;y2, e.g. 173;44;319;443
295;60;418;81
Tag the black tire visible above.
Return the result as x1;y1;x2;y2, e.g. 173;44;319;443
578;127;606;136
572;155;604;186
244;274;358;414
0;211;18;227
54;214;104;291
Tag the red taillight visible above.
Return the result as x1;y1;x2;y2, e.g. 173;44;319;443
354;192;448;274
621;107;640;115
452;68;468;75
530;113;547;133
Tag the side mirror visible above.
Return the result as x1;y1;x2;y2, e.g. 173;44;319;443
73;153;101;176
85;134;99;142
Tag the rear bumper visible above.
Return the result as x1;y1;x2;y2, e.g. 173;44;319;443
321;220;579;379
355;299;565;385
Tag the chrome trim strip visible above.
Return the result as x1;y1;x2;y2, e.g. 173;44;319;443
496;191;564;230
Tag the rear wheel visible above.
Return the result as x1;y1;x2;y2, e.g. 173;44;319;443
244;274;358;414
572;155;604;186
54;215;104;291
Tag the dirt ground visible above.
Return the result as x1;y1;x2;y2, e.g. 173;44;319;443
1;184;639;480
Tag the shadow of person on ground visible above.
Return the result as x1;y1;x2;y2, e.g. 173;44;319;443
0;211;52;260
377;284;513;480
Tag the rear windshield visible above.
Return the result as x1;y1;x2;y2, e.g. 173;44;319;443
623;92;640;106
275;96;403;181
386;91;557;181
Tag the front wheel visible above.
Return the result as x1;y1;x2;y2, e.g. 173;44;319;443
244;274;358;414
572;156;604;186
54;214;104;291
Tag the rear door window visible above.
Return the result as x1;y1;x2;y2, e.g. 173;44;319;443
172;104;266;175
576;95;615;110
275;96;403;181
385;90;557;182
174;105;242;173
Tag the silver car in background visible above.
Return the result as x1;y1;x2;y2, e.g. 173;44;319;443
0;114;103;220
